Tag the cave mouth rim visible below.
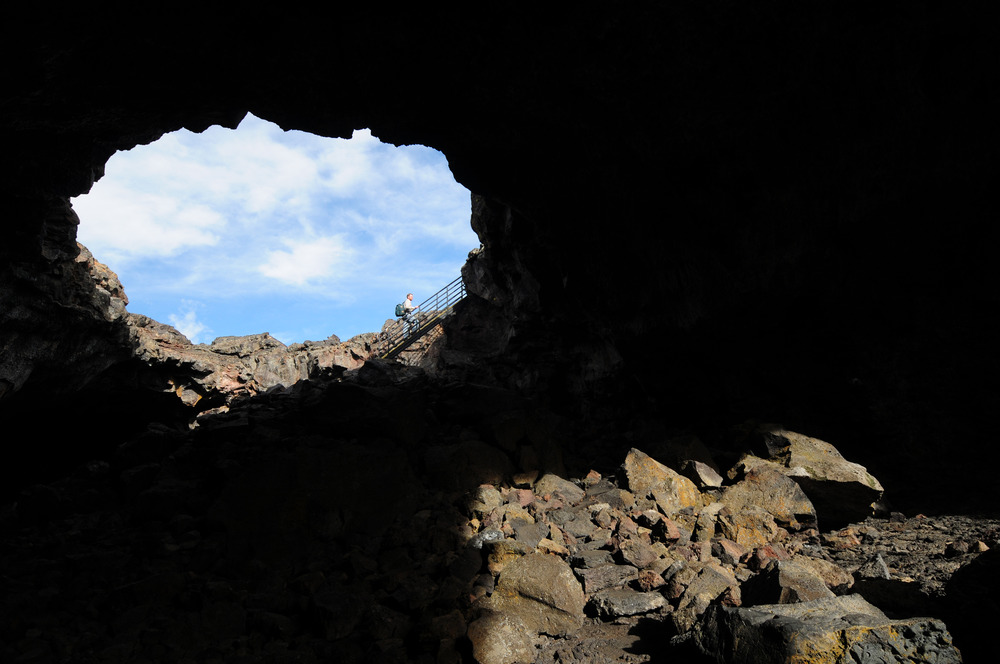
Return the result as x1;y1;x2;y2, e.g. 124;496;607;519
71;114;480;346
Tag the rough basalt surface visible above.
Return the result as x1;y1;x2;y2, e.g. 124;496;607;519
1;363;994;662
2;5;999;662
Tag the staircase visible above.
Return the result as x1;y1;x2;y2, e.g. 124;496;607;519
377;276;467;360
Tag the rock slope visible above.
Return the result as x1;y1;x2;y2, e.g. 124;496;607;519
2;362;992;663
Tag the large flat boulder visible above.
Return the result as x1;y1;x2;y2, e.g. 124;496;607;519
692;594;962;663
740;426;884;527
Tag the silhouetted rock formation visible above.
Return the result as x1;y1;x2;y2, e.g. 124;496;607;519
2;4;998;661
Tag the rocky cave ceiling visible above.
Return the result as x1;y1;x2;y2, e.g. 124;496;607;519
2;6;997;509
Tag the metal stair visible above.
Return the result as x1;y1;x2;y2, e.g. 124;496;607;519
377;276;466;360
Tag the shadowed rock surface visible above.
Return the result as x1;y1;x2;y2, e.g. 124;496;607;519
2;4;998;662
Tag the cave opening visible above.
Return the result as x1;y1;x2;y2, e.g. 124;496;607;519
70;113;480;345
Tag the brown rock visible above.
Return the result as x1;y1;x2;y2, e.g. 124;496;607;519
478;553;586;638
717;505;781;550
794;556;854;594
746;543;792;571
534;474;585;505
742;559;837;605
711;538;748;567
619;537;660;570
721;463;817;532
637;569;665;591
672;563;739;633
748;426;885;527
692;595;962;664
620;449;702;518
485;539;533;574
467;611;535;664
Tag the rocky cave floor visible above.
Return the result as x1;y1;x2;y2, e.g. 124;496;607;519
1;366;997;663
529;512;1000;664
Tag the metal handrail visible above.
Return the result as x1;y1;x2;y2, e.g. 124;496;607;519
378;276;467;359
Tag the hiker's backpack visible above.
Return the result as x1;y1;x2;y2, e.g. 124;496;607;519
395;303;405;317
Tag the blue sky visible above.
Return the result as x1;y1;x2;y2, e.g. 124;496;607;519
72;114;478;344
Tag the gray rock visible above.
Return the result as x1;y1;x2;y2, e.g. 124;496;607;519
680;459;725;489
575;563;639;594
740;559;837;605
467;610;536;664
470;528;505;550
692;594;962;663
589;588;666;618
535;473;585;505
854;553;891;580
478;552;586;637
511;519;549;548
569;549;615;570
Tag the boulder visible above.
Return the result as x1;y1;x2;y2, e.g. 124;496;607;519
473;553;586;637
672;563;740;633
575;563;639;594
589;588;666;618
679;459;725;489
740;559;837;605
619;448;701;518
720;463;817;532
692;594;962;664
534;473;585;505
793;556;854;595
716;505;781;550
466;611;536;664
749;426;884;527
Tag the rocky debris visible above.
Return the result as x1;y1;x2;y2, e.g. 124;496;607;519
692;594;962;663
456;436;991;662
1;364;993;664
76;243;129;320
80;239;381;415
824;514;1000;603
127;313;377;411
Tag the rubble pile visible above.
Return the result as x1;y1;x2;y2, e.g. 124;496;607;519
1;365;993;663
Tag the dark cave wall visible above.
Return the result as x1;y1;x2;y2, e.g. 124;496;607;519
2;5;997;510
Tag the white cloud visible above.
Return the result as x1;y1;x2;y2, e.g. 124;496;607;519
71;113;479;342
169;305;210;344
315;128;380;195
259;235;356;287
72;181;223;263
